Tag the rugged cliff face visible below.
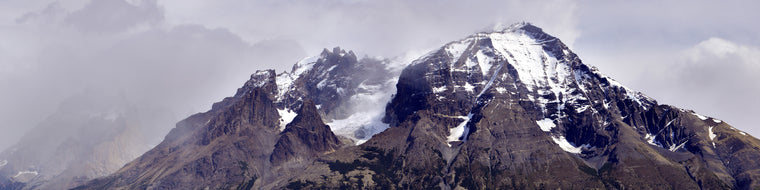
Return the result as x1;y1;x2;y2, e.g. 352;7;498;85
270;99;342;166
78;23;760;190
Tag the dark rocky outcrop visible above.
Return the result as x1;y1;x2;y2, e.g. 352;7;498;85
271;99;341;166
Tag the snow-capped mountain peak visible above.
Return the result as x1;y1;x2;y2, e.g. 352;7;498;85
78;23;760;190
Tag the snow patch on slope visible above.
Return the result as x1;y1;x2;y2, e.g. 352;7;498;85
459;83;475;93
0;160;6;168
645;133;660;146
277;109;297;131
328;80;396;145
293;56;319;77
489;31;565;93
692;113;709;120
708;126;717;141
445;40;471;62
692;112;723;124
494;87;507;93
551;135;589;154
328;111;388;145
475;49;494;76
447;114;473;146
275;74;294;100
536;118;556;132
432;86;447;93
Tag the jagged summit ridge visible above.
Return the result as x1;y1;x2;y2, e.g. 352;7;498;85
232;47;399;144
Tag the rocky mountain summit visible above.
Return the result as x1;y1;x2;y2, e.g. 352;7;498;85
270;99;342;166
77;23;760;189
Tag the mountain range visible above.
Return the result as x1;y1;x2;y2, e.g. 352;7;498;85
4;22;760;189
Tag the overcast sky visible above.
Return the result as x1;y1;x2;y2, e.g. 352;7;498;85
1;0;758;151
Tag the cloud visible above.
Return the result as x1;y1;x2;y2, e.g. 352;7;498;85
569;1;760;136
155;0;580;57
669;38;760;131
685;38;760;67
0;0;306;150
63;0;163;33
598;37;760;137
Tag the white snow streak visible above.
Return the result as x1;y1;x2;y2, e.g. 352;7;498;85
475;49;494;76
665;119;676;127
12;171;38;178
692;113;723;124
692;113;709;120
551;136;589;154
576;105;590;113
494;87;507;94
709;126;717;148
432;86;447;93
0;160;6;168
669;141;688;152
708;126;717;141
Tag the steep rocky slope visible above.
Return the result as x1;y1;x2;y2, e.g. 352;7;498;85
270;99;342;166
78;23;760;189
